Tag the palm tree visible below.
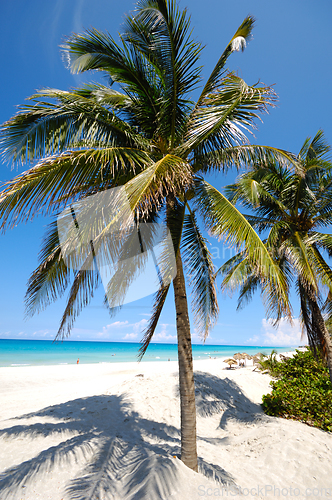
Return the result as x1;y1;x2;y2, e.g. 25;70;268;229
0;0;293;471
219;130;332;384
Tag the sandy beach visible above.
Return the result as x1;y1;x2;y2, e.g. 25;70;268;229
0;355;331;499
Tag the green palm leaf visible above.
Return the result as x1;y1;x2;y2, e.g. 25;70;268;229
25;221;71;317
181;75;277;156
196;16;255;105
125;154;192;213
282;234;318;293
139;199;185;358
181;209;218;339
0;89;150;166
124;0;203;145
192;144;298;174
56;265;100;340
195;178;291;320
138;283;171;360
0;147;152;230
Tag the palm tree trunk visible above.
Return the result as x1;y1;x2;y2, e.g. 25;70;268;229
310;298;332;385
173;250;198;472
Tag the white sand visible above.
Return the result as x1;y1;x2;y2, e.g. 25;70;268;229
0;355;331;500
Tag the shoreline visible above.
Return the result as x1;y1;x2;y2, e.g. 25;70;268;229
0;342;300;368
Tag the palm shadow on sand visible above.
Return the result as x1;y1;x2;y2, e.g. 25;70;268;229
194;372;266;430
0;372;262;499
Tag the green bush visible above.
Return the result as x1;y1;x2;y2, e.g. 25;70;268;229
262;349;332;432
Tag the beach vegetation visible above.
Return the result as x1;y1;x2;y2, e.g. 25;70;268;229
257;349;279;376
262;349;332;432
0;0;294;471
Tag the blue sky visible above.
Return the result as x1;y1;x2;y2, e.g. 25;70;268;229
0;0;331;346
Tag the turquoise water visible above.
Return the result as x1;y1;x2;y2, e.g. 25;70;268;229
0;339;294;367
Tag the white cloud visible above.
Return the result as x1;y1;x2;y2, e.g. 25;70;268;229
121;319;148;341
96;321;129;339
262;317;307;346
152;323;177;342
132;319;148;333
123;332;139;340
33;330;51;338
106;321;129;329
0;331;11;338
0;330;55;340
246;335;259;343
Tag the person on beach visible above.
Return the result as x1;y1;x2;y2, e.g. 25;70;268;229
77;358;79;364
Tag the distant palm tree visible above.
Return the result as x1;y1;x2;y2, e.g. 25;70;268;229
0;0;293;471
258;349;279;376
219;131;332;384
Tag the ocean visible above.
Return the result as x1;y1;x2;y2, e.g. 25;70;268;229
0;339;294;367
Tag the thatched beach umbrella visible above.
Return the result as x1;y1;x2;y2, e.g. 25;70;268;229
233;352;245;367
223;358;237;369
239;352;251;365
233;353;242;361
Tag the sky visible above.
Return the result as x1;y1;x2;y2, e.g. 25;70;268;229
0;0;331;346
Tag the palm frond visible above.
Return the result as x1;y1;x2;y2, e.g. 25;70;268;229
181;209;218;339
70;83;133;109
311;232;332;258
125;154;192;215
0;147;152;230
138;199;185;358
0;89;150;166
138;283;170;360
299;129;331;163
195;178;291;320
192;144;298;174
102;226;153;312
56;257;100;341
282;234;318;293
236;273;260;310
25;221;71;317
310;244;332;291
218;252;248;291
62;29;164;132
180;75;277;156
52;195;151;339
195;16;255;105
124;0;203;144
217;252;260;309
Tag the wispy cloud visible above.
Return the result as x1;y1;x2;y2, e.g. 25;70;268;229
152;323;176;342
0;331;11;338
120;319;148;341
96;321;129;339
132;319;148;332
262;317;306;346
0;330;54;340
246;335;260;344
32;330;53;338
123;332;139;340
